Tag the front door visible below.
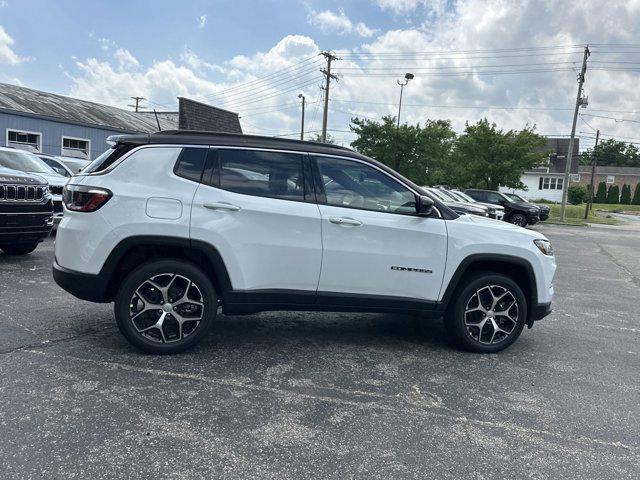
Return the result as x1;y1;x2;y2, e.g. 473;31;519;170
313;155;448;303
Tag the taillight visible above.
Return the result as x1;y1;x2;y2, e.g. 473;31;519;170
63;185;112;212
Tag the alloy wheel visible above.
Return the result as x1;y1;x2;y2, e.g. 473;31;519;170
464;285;519;345
129;273;204;343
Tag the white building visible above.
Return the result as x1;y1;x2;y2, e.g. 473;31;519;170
500;137;580;202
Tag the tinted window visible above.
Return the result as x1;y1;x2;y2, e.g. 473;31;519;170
219;149;304;201
82;144;135;174
468;190;485;201
486;192;504;203
174;148;207;183
316;157;416;214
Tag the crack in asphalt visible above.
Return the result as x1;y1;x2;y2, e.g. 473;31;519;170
20;347;638;455
597;242;640;288
0;325;116;355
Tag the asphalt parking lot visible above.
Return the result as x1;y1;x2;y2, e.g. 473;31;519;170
1;224;639;479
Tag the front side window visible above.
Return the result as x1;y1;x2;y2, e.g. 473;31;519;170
316;156;416;214
218;149;305;201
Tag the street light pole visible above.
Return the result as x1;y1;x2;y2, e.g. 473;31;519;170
298;93;305;141
394;73;414;171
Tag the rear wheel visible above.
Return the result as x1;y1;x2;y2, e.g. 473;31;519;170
114;259;217;354
1;242;39;255
508;212;527;227
444;273;527;353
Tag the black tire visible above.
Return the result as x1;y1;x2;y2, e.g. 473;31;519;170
114;259;217;354
1;242;39;255
444;273;527;353
508;212;527;227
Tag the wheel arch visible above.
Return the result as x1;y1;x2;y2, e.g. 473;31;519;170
100;235;233;303
440;254;537;323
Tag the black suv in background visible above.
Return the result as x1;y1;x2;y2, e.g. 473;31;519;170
503;192;550;221
0;167;54;255
465;189;540;227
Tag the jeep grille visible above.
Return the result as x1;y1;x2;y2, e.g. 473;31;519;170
0;184;46;202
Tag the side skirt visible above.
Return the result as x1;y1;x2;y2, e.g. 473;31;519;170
222;289;444;317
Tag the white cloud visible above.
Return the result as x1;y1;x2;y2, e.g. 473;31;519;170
0;25;27;65
375;0;425;14
113;48;139;71
308;9;377;37
198;14;208;29
98;37;116;51
64;1;640;148
180;48;225;75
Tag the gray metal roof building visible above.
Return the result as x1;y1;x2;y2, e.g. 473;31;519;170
0;83;241;160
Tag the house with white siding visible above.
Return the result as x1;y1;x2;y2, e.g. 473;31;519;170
500;137;580;202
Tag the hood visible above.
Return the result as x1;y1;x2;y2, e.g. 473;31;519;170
26;171;68;187
452;212;547;240
0;166;48;185
446;201;488;213
512;201;539;210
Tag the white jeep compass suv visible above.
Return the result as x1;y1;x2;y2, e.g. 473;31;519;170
53;131;556;354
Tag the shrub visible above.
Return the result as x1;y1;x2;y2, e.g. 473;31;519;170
620;184;632;205
594;181;607;203
567;184;587;205
633;184;640;205
606;184;620;204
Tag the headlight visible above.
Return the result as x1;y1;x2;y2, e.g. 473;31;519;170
528;207;539;213
534;239;554;256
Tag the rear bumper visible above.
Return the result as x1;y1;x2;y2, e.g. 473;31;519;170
53;259;110;303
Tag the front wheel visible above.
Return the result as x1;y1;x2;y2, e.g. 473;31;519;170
508;213;527;227
114;259;217;354
1;242;39;255
444;274;527;353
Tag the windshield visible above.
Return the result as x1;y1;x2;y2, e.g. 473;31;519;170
0;149;55;174
434;189;459;202
424;187;450;202
506;193;526;202
452;190;476;202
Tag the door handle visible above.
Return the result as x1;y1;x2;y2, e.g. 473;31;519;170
329;216;362;226
203;202;241;212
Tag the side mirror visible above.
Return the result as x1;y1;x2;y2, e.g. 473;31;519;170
416;195;434;216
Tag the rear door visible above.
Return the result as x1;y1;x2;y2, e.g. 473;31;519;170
312;155;448;304
190;148;322;292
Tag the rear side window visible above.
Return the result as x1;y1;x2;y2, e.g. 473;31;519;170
217;149;305;201
174;148;208;182
82;144;135;174
486;192;503;203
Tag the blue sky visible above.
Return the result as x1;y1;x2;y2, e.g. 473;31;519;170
2;1;640;146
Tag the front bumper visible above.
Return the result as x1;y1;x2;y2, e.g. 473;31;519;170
53;259;110;303
0;212;54;245
526;214;540;225
527;302;552;327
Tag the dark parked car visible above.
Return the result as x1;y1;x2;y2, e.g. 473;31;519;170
0;167;54;255
465;189;540;227
503;193;550;221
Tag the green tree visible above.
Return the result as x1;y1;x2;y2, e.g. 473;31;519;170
594;181;607;203
567;184;587;205
620;184;632;205
633;183;640;205
309;132;336;144
581;139;640;167
451;119;547;190
349;116;456;185
606;184;620;204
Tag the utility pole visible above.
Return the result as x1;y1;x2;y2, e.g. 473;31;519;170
298;93;306;141
560;45;590;221
128;96;145;112
584;128;600;219
320;51;339;143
